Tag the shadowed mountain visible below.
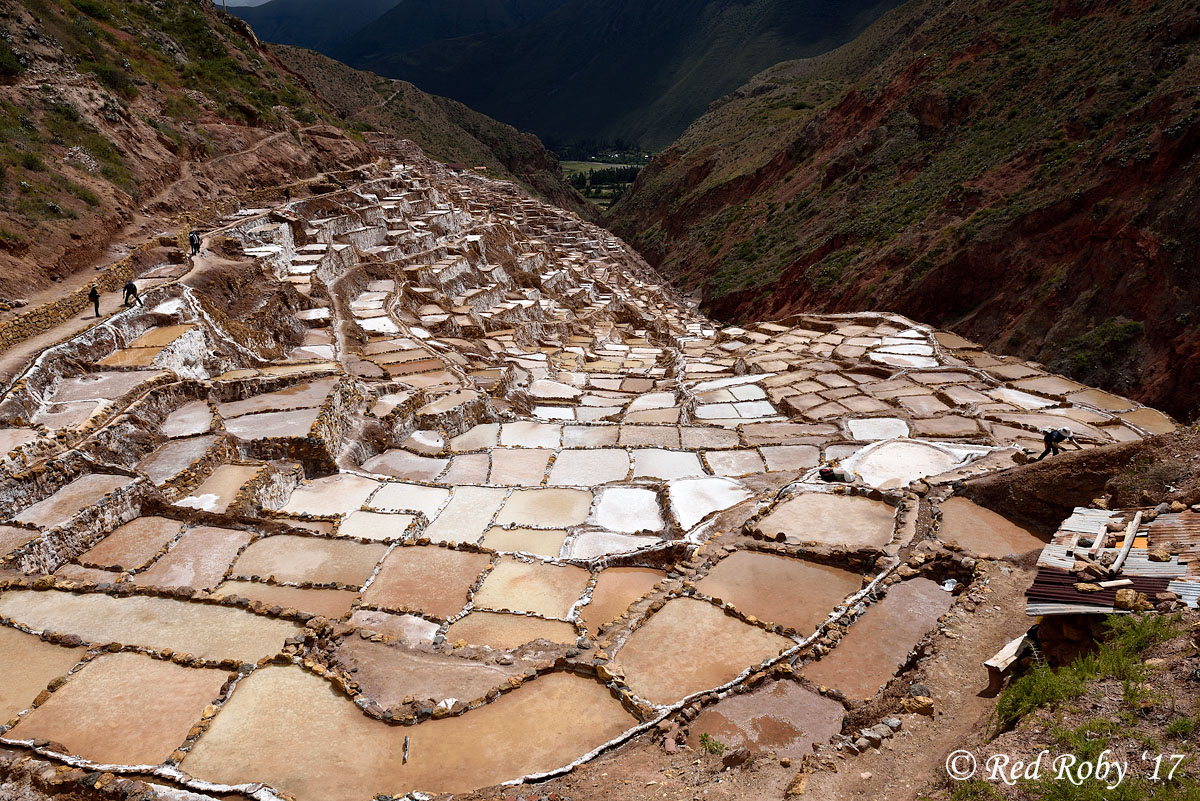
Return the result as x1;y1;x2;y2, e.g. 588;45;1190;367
230;0;401;53
233;0;903;150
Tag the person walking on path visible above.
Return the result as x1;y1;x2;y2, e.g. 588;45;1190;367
188;230;201;256
1036;427;1080;461
87;285;100;318
123;280;141;307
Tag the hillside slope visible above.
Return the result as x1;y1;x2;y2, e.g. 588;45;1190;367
239;0;902;151
0;0;584;300
607;0;1200;421
272;45;592;218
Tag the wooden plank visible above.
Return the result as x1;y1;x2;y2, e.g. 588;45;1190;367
1111;512;1143;575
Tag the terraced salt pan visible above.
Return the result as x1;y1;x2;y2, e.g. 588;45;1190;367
131;526;251;590
489;448;551;486
843;440;989;488
0;525;42;558
473;557;590;617
846;417;909;441
361;450;449;481
592;487;664;533
695;551;863;634
337;510;417;541
368;482;450;516
160;401;213;438
225;407;321;439
183;668;633;800
137;434;220;484
0;590;296;662
686;680;845;760
669;478;752;530
13;474;133;529
548;449;630;485
565;531;661;560
335;638;519;707
174;464;261;514
756;493;894;548
496;489;592;528
349;610;439;644
49;371;167;403
0;625;85;721
362;546;491;619
216;378;337;419
422;486;507;543
280;474;381;516
479;527;568;558
705;449;767;477
580;567;663;634
632;449;705;480
0;427;38;454
78;516;183;570
444;611;578;650
32;400;100;430
127;324;196;348
614;597;790;706
499;421;562;449
7;651;228;766
216;580;359;619
232;535;387;587
801;578;952;699
938;497;1045;557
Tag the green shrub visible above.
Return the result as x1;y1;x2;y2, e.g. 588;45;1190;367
80;61;137;97
995;614;1182;731
949;778;1002;801
72;0;112;21
698;732;726;755
1167;716;1196;740
0;39;23;79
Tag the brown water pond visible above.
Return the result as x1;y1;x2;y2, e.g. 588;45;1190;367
801;577;952;700
362;546;491;619
183;667;634;800
0;590;295;663
8;651;229;766
696;551;863;635
686;680;845;760
614;598;790;706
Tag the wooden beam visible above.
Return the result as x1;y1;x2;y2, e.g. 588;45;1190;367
1110;511;1143;575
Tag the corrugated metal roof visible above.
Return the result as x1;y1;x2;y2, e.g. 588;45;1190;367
1060;508;1118;535
1027;601;1120;616
1148;512;1200;576
1035;545;1184;577
1026;567;1170;607
1167;580;1200;609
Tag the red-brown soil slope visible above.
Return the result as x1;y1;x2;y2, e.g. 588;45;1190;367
607;0;1200;421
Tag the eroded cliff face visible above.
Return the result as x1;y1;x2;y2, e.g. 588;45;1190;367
607;0;1200;421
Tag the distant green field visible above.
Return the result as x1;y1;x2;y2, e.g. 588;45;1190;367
561;161;640;176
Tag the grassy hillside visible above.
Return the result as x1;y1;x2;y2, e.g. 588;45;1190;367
240;0;902;151
0;0;379;297
274;45;593;218
607;0;1200;420
0;0;585;299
